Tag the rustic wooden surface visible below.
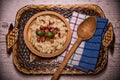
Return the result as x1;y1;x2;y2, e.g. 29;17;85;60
0;0;120;80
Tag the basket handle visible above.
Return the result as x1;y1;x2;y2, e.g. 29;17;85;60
102;22;115;54
6;23;18;54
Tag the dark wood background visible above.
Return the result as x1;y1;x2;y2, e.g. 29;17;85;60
0;0;120;80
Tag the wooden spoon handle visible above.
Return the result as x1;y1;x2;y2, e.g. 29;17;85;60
51;38;82;80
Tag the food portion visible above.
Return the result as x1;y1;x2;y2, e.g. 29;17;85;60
29;15;68;54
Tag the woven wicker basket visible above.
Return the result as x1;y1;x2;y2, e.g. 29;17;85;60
6;5;114;74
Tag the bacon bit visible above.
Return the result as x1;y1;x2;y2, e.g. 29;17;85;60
45;37;49;41
45;29;49;33
47;25;51;29
53;29;58;34
55;28;59;30
50;28;54;32
41;29;45;33
40;36;46;42
50;39;54;43
37;36;41;42
40;26;45;30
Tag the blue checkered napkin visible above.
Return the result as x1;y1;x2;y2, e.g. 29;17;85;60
57;12;108;72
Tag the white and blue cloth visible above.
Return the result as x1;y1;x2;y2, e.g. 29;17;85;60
57;12;108;72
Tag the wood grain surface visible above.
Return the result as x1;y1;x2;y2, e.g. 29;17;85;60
0;0;120;80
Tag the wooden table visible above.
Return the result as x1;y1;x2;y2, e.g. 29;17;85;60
0;0;120;80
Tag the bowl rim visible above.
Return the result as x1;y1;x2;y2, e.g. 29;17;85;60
24;11;72;58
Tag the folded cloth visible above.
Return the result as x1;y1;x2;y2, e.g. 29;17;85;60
57;12;108;72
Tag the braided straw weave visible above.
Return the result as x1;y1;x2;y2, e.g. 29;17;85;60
7;5;113;74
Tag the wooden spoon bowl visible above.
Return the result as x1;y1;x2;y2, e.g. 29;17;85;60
77;16;96;40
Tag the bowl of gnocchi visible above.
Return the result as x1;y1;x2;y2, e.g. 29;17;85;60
24;11;71;58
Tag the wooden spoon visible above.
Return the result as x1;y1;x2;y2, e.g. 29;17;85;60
51;16;96;80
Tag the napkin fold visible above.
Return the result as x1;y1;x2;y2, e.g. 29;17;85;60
57;12;108;72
